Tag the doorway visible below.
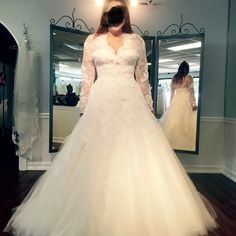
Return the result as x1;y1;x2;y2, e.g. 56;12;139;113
0;23;18;172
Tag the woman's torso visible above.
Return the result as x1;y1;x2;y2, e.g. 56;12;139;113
89;33;142;81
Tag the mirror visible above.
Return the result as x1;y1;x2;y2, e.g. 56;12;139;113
156;34;205;154
49;25;89;152
49;24;156;152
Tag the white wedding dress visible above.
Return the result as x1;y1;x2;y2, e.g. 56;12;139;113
159;76;197;151
5;33;217;236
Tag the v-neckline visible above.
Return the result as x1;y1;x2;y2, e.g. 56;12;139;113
105;33;125;55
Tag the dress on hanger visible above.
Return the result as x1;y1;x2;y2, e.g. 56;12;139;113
5;33;216;236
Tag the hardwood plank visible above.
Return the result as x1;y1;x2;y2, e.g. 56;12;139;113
0;171;44;233
0;172;235;235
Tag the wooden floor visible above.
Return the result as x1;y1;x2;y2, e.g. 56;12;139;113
0;172;236;235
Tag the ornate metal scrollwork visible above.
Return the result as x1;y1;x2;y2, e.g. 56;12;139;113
50;8;95;33
156;14;205;36
131;24;149;36
50;8;150;36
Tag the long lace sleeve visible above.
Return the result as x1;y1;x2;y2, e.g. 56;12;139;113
135;36;154;111
188;75;196;108
78;34;96;114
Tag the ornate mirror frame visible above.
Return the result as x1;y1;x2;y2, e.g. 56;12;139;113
154;15;205;154
49;9;94;152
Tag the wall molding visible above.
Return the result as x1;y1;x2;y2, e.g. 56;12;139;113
40;113;228;123
185;165;236;182
224;117;236;125
39;113;49;119
53;137;64;144
26;161;236;182
200;116;225;123
27;161;51;170
223;167;236;182
186;165;236;182
184;165;223;173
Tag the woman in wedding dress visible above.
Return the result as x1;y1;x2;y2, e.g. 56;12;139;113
159;61;197;151
5;1;217;235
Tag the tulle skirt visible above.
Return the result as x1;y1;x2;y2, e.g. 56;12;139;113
159;88;197;151
5;78;216;236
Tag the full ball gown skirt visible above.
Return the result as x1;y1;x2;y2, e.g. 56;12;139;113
159;87;197;151
5;33;217;236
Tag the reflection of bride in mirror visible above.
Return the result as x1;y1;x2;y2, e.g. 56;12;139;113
160;61;197;151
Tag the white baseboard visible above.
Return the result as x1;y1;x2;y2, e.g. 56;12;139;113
184;165;236;182
25;162;236;182
53;137;64;144
27;161;51;170
224;118;236;125
200;117;224;123
222;167;236;182
19;157;27;171
184;165;223;173
39;113;49;119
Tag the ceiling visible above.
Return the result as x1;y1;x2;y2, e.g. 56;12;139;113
158;37;202;77
52;28;87;64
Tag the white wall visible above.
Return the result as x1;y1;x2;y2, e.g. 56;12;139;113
0;0;231;174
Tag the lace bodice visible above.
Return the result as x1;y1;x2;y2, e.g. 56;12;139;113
78;33;153;113
170;75;196;108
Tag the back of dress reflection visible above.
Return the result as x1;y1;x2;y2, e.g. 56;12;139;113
159;75;197;151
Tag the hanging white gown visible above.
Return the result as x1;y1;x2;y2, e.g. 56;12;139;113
159;76;197;151
4;33;217;236
12;38;40;160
